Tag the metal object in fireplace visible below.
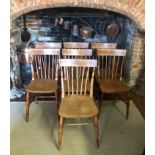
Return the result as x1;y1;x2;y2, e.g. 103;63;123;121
80;26;93;39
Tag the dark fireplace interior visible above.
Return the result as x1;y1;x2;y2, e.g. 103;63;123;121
10;7;137;99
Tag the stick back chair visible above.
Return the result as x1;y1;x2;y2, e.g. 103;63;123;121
58;59;99;150
25;48;60;122
96;49;130;119
91;43;117;99
63;42;89;49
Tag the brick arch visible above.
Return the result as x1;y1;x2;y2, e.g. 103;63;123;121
10;0;144;31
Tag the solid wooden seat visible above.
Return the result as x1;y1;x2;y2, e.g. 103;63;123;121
63;42;89;49
96;49;130;119
25;48;60;122
59;95;98;118
98;79;130;93
26;79;57;93
58;59;99;150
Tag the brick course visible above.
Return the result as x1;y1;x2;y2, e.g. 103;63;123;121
10;0;144;31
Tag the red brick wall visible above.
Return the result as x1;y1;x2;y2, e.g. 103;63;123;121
10;0;144;31
129;31;145;87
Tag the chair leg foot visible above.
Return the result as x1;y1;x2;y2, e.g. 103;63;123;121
26;92;30;122
58;142;61;150
57;141;61;150
93;115;99;148
58;116;64;150
26;112;29;122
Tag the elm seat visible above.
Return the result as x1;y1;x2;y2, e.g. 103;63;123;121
26;79;57;93
99;79;130;93
59;95;98;118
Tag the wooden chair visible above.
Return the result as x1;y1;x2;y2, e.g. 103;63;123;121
91;42;117;82
58;59;99;150
35;42;62;49
91;43;117;49
25;48;60;122
91;43;117;100
63;42;89;49
96;49;130;119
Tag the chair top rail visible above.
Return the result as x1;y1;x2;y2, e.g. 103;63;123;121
59;59;97;67
91;43;117;49
62;49;92;56
97;49;127;56
24;48;60;55
63;42;89;48
35;42;62;49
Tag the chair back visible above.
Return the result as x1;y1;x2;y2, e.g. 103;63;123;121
25;48;60;80
59;59;97;98
91;43;117;49
96;49;126;80
63;42;89;49
35;42;62;49
62;49;92;59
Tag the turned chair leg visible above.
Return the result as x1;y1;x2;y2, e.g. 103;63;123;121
119;92;130;120
26;92;30;122
126;100;130;119
93;115;99;148
98;93;103;118
126;94;130;120
55;91;60;120
58;116;64;150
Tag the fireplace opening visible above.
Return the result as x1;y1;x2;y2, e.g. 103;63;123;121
10;7;143;99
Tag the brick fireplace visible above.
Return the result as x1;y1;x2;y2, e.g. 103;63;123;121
10;0;145;99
